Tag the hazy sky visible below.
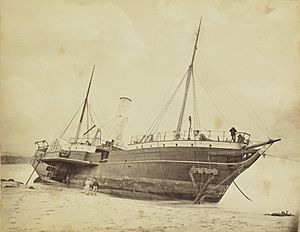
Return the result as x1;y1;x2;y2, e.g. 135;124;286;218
1;0;299;157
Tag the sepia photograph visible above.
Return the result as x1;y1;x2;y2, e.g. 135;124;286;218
1;0;299;231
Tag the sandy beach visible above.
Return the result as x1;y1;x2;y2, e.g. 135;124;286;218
1;184;298;232
1;164;298;232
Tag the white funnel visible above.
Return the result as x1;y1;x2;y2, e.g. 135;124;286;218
114;96;131;146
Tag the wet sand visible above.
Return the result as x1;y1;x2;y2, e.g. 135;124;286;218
1;182;297;232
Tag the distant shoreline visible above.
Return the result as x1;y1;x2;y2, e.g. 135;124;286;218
1;155;31;164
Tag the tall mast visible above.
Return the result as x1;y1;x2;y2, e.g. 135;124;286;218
74;65;95;143
175;18;202;139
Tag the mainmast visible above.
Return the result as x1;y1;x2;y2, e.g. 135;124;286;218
74;65;95;143
175;18;202;139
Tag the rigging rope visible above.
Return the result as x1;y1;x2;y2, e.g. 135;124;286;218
245;99;273;137
86;102;89;139
192;71;201;130
140;70;188;141
88;104;96;126
193;69;231;127
89;104;112;138
59;100;85;138
91;89;110;127
151;71;188;132
224;87;271;138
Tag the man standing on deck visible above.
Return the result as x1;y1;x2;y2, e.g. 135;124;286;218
229;127;237;142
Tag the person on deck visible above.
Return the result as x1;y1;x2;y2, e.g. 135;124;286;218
229;127;237;142
237;134;245;144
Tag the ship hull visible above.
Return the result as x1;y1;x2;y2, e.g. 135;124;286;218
31;145;260;203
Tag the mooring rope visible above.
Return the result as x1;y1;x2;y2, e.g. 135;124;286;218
233;181;252;201
266;154;300;163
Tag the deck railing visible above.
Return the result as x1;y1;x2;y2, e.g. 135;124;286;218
129;130;251;145
46;137;113;152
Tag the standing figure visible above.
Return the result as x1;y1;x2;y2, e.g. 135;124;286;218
84;179;91;195
229;127;237;142
237;134;245;144
65;174;70;188
92;179;99;194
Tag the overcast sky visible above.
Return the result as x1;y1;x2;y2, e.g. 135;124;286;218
1;0;299;156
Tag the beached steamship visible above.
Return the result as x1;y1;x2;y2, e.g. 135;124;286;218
30;20;280;203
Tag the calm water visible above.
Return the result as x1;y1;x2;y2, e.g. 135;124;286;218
1;163;299;232
1;163;38;185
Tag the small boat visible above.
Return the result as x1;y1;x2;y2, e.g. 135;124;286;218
30;19;280;203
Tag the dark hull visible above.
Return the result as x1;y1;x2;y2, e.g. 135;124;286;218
31;146;260;203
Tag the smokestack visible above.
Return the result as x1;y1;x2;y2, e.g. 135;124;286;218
114;96;131;146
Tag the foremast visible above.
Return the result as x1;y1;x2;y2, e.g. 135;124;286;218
175;18;202;139
74;65;95;143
